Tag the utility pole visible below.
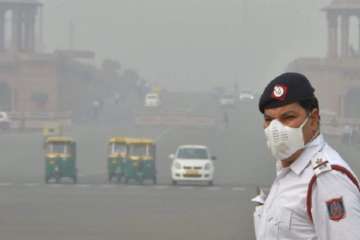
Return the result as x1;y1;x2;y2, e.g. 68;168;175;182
69;20;74;50
39;5;44;52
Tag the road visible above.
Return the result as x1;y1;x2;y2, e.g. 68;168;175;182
0;92;359;240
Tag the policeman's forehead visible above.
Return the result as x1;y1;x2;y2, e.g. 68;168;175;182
263;103;306;118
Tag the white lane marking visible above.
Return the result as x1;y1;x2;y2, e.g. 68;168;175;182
24;183;40;187
100;184;116;189
76;184;91;188
0;182;13;186
178;186;195;190
206;186;221;191
48;184;64;188
125;185;142;189
232;187;246;192
154;185;169;190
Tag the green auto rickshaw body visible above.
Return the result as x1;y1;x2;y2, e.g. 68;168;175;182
45;136;77;183
107;137;128;183
124;138;157;184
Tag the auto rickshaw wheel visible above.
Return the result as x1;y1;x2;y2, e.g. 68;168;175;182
55;177;61;184
116;174;122;184
73;175;77;184
172;180;177;186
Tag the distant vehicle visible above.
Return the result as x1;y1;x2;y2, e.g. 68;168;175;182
124;138;157;184
107;137;128;183
170;145;216;186
219;94;235;106
44;136;77;184
320;109;337;125
0;111;11;130
145;93;160;107
239;91;255;101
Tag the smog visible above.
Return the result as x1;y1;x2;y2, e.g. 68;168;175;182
0;0;359;239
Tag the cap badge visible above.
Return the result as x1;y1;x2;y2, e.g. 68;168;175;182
271;84;288;100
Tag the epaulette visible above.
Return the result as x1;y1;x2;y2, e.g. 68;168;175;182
311;155;332;176
307;157;360;223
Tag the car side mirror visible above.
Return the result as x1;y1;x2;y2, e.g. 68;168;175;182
169;154;175;159
211;156;217;160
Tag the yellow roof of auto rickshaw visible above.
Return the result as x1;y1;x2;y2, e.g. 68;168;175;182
46;136;74;144
42;124;63;135
126;138;155;145
109;137;128;144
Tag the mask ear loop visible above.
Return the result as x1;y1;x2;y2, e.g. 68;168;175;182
305;110;320;145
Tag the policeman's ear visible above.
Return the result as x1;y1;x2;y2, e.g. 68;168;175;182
309;109;320;131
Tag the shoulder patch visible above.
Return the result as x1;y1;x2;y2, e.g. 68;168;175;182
311;158;332;176
326;197;346;221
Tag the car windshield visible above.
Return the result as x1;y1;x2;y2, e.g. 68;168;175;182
147;95;158;99
177;148;209;159
129;144;148;156
47;143;67;154
111;143;127;154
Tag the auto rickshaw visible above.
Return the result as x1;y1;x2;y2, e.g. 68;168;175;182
44;136;77;184
107;137;128;183
124;138;157;184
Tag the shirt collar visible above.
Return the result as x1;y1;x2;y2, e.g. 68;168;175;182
290;134;325;175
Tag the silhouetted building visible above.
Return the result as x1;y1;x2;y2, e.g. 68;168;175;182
288;0;360;119
0;0;42;52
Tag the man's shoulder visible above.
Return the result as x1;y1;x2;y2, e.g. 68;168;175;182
309;144;359;191
310;144;352;177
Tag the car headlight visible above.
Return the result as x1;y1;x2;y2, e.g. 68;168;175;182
204;163;211;170
174;162;181;169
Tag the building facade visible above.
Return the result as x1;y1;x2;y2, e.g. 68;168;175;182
288;0;360;119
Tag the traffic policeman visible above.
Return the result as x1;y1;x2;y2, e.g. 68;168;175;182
254;72;360;239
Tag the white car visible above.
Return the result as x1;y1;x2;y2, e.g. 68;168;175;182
0;112;11;130
144;93;160;107
170;145;216;186
239;91;255;101
219;94;235;106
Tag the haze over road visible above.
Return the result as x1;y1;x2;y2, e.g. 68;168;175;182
0;93;359;240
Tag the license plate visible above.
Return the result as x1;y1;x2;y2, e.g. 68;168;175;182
185;170;199;176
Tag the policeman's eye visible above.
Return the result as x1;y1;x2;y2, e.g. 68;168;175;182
264;116;273;123
285;115;296;120
279;114;298;125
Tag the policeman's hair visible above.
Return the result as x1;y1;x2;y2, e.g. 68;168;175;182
298;97;319;114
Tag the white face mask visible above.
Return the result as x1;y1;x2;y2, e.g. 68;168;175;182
264;116;309;161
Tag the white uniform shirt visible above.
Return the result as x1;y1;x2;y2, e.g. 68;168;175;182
254;134;360;240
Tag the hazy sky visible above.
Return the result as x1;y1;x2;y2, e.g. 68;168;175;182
43;0;334;91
